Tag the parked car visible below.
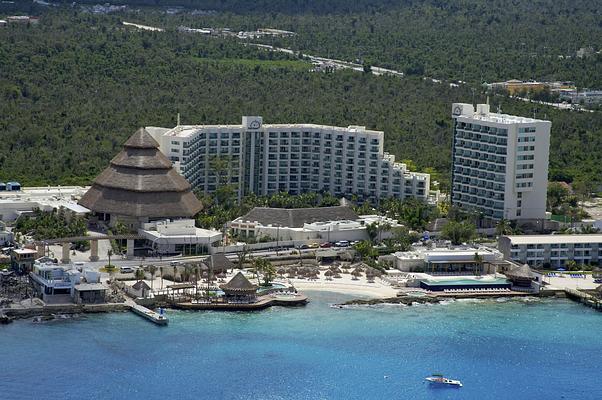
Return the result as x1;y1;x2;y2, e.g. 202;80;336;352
320;242;332;248
335;240;350;247
299;244;309;250
120;266;134;274
308;242;320;249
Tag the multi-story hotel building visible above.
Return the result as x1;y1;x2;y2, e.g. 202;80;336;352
451;103;551;222
499;234;602;268
147;116;430;204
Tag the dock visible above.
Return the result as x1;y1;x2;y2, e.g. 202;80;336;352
130;303;169;325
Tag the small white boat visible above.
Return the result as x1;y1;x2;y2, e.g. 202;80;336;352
425;374;463;387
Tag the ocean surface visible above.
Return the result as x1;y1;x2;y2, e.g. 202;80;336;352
1;292;601;400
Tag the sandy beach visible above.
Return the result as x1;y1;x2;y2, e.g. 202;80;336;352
287;272;398;299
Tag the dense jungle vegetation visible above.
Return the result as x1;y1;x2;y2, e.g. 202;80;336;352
0;1;600;191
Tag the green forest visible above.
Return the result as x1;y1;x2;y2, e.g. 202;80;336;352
0;2;600;191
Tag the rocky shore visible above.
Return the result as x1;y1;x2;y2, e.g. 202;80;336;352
334;294;441;307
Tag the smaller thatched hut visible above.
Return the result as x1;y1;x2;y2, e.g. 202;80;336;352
219;272;258;302
505;264;536;287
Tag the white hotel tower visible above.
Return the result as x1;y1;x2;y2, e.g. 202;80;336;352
147;116;430;204
451;103;551;222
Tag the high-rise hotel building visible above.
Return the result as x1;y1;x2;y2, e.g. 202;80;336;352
451;103;551;221
147;116;430;204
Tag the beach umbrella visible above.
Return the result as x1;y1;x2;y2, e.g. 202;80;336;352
324;270;333;280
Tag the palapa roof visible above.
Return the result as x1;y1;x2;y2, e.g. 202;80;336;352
79;128;202;218
201;254;235;272
505;264;536;280
219;272;257;293
236;206;359;228
132;280;151;291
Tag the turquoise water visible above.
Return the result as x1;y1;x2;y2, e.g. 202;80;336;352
1;292;601;399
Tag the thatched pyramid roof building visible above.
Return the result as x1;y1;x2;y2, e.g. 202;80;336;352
505;263;536;287
79;128;202;219
219;272;258;296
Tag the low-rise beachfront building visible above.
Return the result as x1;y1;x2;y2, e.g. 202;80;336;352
147;116;432;205
384;245;510;274
29;261;107;304
0;186;89;222
229;206;402;243
10;248;38;273
129;280;152;298
498;234;602;268
138;219;222;256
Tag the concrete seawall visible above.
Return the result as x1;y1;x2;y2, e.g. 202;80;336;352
1;303;129;320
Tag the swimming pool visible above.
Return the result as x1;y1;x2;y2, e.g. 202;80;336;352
420;277;511;291
256;282;288;294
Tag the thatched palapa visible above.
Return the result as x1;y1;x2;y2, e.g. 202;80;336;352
219;272;258;296
79;128;202;220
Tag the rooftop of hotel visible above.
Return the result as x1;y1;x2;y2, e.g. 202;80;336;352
467;112;546;125
454;103;549;125
393;245;503;261
151;122;383;138
503;234;602;245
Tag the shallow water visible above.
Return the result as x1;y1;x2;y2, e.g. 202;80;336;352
1;292;601;400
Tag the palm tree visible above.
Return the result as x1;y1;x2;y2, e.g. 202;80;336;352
159;266;164;290
134;268;145;281
473;252;483;276
148;265;157;291
495;219;513;236
107;249;113;267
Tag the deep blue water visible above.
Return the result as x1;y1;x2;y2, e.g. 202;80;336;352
1;292;601;400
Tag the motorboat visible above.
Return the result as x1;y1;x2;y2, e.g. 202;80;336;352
425;374;463;387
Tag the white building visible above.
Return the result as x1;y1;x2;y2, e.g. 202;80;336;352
386;245;506;274
451;103;551;222
0;186;90;222
138;219;222;255
229;206;403;244
148;116;431;205
230;206;367;243
29;261;107;304
499;234;602;268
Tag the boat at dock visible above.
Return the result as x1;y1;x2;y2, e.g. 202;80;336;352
425;374;463;387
